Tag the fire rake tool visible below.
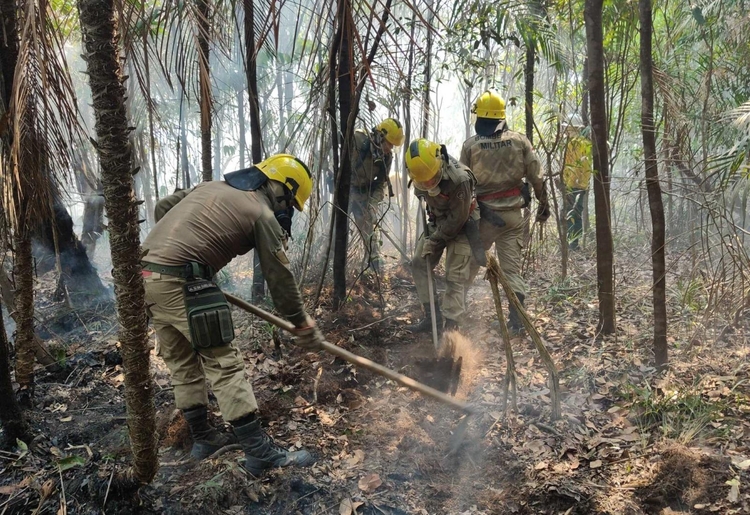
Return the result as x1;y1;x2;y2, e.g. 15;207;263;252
225;292;478;451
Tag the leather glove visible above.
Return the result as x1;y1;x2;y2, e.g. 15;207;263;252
536;202;551;223
421;238;440;258
292;317;324;351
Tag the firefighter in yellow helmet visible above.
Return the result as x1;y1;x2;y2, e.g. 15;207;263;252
561;118;591;250
460;90;549;334
349;118;405;273
404;138;481;333
141;154;323;475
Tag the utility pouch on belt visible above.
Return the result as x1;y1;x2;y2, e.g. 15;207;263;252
521;182;532;208
478;201;506;228
464;217;487;267
183;279;235;350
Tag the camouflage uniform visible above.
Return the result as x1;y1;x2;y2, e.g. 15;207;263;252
141;181;309;423
412;157;478;325
349;129;392;270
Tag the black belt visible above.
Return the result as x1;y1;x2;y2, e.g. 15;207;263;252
141;261;215;280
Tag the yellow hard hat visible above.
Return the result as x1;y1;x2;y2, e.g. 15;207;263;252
376;118;405;146
405;139;442;183
256;154;313;211
472;90;506;119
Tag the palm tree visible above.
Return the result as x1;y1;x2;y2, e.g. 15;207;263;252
77;0;158;484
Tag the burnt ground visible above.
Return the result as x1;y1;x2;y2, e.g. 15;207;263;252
2;249;750;514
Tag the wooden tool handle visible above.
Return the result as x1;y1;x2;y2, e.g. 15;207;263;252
225;293;475;414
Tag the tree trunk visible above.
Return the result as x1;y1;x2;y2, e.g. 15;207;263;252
78;0;158;484
179;94;190;189
13;228;35;405
524;44;535;143
421;0;434;138
0;294;30;445
198;0;212;182
401;10;416;254
639;0;667;368
213;119;221;179
332;0;354;309
35;200;109;303
237;88;246;168
275;58;286;152
243;0;266;301
585;0;615;334
581;57;590;248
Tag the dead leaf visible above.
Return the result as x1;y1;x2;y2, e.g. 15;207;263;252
726;477;740;503
318;410;336;427
0;483;20;495
733;459;750;471
59;416;73;423
344;450;365;468
339;498;354;515
590;460;602;469
358;473;382;493
534;461;548;471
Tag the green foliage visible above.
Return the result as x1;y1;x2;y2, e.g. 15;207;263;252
673;276;706;315
49;342;68;367
626;382;726;444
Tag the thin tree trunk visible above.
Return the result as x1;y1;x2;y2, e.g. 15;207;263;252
13;228;35;405
237;88;246;168
332;0;354;309
179;94;190;188
213;118;221;179
198;0;212;182
585;0;615;334
421;0;434;138
0;269;57;369
275;58;286;152
78;0;158;483
35;200;109;303
524;45;535;143
0;294;30;445
142;0;159;201
581;57;590;248
639;0;667;367
401;10;416;254
244;0;265;301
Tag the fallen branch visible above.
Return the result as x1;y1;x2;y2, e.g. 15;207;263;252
486;253;561;420
485;254;517;416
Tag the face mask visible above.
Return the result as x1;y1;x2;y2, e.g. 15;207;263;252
274;206;294;238
413;168;443;196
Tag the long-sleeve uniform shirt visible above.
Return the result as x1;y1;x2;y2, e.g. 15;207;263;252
411;156;478;322
419;156;478;241
460;128;544;296
141;181;308;326
460;129;544;210
350;129;392;193
562;136;592;190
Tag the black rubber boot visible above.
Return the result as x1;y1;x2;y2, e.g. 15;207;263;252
405;303;442;333
508;292;526;335
233;416;315;476
444;318;460;332
183;406;238;460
